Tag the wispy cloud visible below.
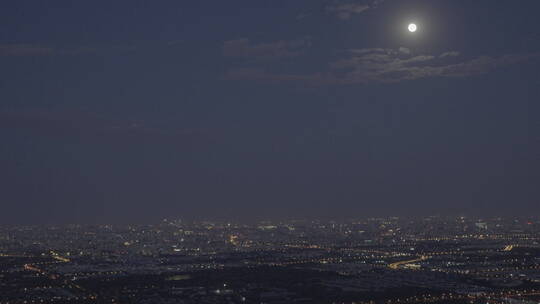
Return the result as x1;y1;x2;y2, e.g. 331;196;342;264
325;0;384;20
399;47;411;55
329;48;537;84
296;12;312;20
0;44;54;56
440;51;460;58
223;38;311;59
0;43;140;57
225;67;328;85
225;47;540;85
0;109;199;140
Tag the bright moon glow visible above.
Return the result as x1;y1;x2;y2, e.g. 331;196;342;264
408;23;417;32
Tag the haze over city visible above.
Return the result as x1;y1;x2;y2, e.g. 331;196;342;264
2;2;540;303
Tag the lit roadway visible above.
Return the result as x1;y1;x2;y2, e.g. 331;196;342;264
19;250;92;299
388;256;429;270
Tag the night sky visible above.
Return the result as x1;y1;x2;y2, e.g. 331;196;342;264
1;0;539;224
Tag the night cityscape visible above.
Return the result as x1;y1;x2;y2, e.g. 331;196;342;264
1;217;540;303
1;0;539;303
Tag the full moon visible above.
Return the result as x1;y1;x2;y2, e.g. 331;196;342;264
408;23;417;32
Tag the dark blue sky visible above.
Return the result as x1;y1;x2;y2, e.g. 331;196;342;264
1;0;539;223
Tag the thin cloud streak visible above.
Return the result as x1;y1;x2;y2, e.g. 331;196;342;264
0;44;54;56
325;0;385;20
225;48;540;85
223;38;311;59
